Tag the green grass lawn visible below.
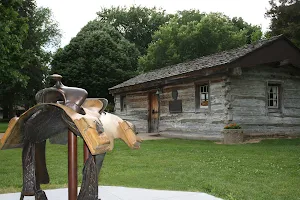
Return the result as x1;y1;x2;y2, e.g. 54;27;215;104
0;138;299;200
0;122;8;133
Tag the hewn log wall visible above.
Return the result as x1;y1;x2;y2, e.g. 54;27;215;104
229;65;300;136
158;79;227;140
113;65;300;139
114;92;149;132
114;77;229;139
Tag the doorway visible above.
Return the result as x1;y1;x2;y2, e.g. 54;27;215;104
149;92;159;133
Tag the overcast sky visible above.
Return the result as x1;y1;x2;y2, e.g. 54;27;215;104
36;0;271;48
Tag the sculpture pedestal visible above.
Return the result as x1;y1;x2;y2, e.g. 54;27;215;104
68;130;77;200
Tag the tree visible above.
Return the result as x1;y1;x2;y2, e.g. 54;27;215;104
265;0;300;47
0;0;61;118
0;0;29;118
175;9;205;25
97;6;170;55
139;12;262;72
231;17;263;44
0;0;29;86
19;5;61;108
51;21;139;102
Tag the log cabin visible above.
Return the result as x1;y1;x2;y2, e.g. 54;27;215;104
109;35;300;140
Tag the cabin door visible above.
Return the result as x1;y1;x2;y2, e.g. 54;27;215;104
149;92;159;133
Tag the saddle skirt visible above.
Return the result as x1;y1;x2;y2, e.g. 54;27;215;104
0;99;111;155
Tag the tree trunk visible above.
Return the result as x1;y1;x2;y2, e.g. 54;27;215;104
8;101;15;119
2;93;16;119
2;105;8;119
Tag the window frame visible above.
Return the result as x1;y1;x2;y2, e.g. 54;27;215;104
266;81;283;114
200;85;209;108
195;82;210;112
267;84;279;108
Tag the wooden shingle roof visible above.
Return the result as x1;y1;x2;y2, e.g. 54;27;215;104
109;35;289;91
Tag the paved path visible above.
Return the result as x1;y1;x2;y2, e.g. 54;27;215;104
0;186;222;200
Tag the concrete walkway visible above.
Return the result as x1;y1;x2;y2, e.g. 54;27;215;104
0;186;222;200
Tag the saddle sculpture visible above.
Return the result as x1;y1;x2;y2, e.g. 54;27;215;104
0;74;141;200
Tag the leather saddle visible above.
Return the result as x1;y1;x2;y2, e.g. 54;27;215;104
0;74;109;200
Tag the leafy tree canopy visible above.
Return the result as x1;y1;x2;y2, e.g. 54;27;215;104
265;0;300;47
51;20;140;101
0;0;29;87
139;12;262;72
0;0;61;118
19;5;61;107
97;6;170;55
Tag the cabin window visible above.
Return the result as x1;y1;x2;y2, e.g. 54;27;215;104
120;95;126;111
195;84;209;110
267;84;280;108
200;85;209;107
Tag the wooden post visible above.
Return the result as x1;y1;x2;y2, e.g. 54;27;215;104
68;130;77;200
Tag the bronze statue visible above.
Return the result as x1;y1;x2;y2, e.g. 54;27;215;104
0;74;141;200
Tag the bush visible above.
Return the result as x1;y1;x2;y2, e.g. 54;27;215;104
224;123;241;129
0;119;10;123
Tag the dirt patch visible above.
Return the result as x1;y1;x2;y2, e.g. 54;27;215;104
149;134;161;137
242;138;263;143
137;133;168;140
215;136;298;144
215;139;263;144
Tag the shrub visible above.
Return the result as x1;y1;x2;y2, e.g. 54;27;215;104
224;123;241;129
